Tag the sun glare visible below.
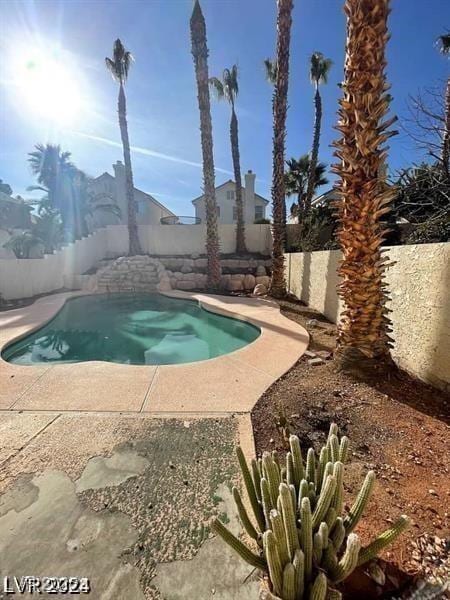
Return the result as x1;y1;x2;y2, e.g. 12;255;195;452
12;47;84;125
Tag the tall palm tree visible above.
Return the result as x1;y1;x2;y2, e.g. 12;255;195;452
285;154;328;217
304;52;332;212
190;0;221;289
105;39;142;256
436;32;450;174
333;0;397;374
269;0;293;299
209;66;247;254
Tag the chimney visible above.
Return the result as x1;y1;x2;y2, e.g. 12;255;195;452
244;170;255;204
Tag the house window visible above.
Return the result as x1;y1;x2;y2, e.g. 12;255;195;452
232;206;238;221
255;205;264;220
226;190;235;200
216;205;220;217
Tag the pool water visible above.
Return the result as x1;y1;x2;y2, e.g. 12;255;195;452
2;294;260;366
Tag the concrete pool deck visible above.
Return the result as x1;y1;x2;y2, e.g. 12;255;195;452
0;290;308;413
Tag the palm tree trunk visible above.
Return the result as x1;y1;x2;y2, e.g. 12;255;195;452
230;106;247;254
118;83;142;256
305;85;322;212
442;77;450;176
270;0;293;299
190;0;221;289
333;0;397;376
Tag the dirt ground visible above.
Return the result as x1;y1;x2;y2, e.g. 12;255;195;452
251;297;450;598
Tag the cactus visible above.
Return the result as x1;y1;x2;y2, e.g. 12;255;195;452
300;497;313;582
331;533;361;583
312;474;336;529
280;483;300;559
270;509;290;567
264;530;283;597
293;549;305;599
306;448;316;485
289;434;304;486
212;424;408;600
357;515;410;566
232;486;259;542
236;446;265;531
309;572;327;600
212;518;266;570
344;470;375;533
251;458;262;502
282;562;296;600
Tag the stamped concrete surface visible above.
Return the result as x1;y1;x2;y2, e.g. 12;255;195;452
0;412;260;600
0;291;308;413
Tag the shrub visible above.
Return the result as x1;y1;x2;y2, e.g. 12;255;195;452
212;424;409;600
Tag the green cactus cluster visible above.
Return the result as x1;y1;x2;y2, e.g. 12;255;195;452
212;423;409;600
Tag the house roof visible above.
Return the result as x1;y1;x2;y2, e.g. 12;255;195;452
192;179;269;205
93;172;175;216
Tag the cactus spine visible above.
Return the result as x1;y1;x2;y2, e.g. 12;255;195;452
312;474;336;529
309;572;327;600
344;470;375;533
286;452;295;487
328;434;340;463
212;518;266;570
357;515;410;566
306;448;316;485
338;436;349;463
262;477;274;527
331;517;346;551
264;530;283;597
289;434;304;486
332;462;344;515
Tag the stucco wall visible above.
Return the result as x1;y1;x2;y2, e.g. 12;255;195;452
0;224;272;300
285;243;450;391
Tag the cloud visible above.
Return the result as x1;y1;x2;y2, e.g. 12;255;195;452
70;131;233;175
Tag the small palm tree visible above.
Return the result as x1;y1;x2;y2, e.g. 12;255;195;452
285;154;328;218
304;52;332;212
333;0;397;374
209;66;247;254
105;39;142;256
270;0;294;299
190;0;221;289
436;32;450;174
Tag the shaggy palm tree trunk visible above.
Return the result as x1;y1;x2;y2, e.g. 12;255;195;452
333;0;397;376
230;106;247;254
270;0;293;299
305;86;322;213
190;0;221;290
442;78;450;176
118;84;142;256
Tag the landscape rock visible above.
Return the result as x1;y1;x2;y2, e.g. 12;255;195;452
255;275;270;287
243;274;256;290
253;283;268;296
256;265;267;276
228;279;243;292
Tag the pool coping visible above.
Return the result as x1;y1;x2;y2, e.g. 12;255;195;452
0;290;309;414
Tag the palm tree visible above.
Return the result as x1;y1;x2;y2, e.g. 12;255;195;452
209;66;247;254
436;32;450;174
270;0;294;299
304;52;332;212
105;39;142;256
190;0;221;289
333;0;397;374
285;154;328;218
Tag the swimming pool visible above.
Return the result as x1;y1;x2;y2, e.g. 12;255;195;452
2;293;260;366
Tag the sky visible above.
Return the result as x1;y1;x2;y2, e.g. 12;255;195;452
0;0;448;217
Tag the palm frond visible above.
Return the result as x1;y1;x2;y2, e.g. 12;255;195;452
310;51;333;85
264;58;277;84
209;77;225;100
105;38;134;83
436;32;450;55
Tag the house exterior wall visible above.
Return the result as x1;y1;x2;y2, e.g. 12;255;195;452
285;243;450;392
193;172;267;225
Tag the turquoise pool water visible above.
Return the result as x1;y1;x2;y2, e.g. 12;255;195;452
2;293;260;366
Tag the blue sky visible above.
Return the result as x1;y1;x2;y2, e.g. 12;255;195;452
0;0;448;216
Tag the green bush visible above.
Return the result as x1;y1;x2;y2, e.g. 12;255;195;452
212;424;409;599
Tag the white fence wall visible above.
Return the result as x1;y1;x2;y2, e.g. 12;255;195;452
0;224;272;300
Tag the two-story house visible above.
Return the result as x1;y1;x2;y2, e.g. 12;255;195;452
192;170;269;225
89;161;175;228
